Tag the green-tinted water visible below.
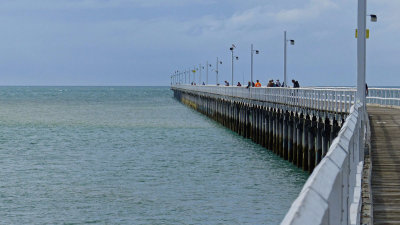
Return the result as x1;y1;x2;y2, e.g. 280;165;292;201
0;86;307;224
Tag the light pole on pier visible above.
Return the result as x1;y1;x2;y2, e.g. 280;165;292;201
250;44;260;85
199;64;202;84
284;31;295;87
216;57;222;85
173;71;176;84
206;61;212;85
230;44;239;86
357;0;377;108
188;68;191;84
192;66;197;84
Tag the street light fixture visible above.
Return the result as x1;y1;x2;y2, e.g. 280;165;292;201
250;44;260;86
284;31;295;87
369;14;377;22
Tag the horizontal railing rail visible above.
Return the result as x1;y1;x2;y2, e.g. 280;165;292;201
280;102;366;225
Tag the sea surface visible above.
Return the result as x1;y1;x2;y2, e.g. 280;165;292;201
0;86;308;225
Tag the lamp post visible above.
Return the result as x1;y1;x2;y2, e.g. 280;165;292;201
199;64;202;84
206;61;212;85
216;57;222;85
250;44;260;85
188;68;191;84
284;31;295;87
173;71;176;84
230;44;239;86
192;66;197;84
357;0;377;109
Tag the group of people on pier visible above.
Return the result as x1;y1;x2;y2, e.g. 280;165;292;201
223;79;300;88
190;79;301;88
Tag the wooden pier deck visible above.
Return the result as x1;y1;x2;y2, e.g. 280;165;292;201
369;106;400;224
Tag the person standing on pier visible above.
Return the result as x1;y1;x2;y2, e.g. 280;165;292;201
246;81;251;88
292;80;300;88
276;79;281;87
255;80;261;87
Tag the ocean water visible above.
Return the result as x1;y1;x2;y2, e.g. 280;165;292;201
0;86;308;225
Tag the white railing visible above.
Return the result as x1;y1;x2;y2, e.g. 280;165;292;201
172;84;356;113
172;85;400;110
280;102;366;225
367;88;400;106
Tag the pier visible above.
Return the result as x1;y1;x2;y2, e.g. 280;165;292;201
172;85;352;171
368;106;400;224
171;84;400;225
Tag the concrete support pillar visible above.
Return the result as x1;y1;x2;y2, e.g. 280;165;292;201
278;110;283;157
331;118;340;143
258;106;263;146
265;108;271;149
283;110;289;160
256;106;260;144
288;112;293;162
322;117;331;157
273;109;278;154
308;116;316;173
246;105;251;139
292;113;298;165
297;113;304;168
268;109;273;151
302;114;310;171
316;117;323;166
261;107;266;147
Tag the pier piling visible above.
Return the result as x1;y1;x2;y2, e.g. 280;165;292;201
173;88;343;173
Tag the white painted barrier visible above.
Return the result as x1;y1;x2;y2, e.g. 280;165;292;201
172;85;356;114
172;85;400;109
367;88;400;106
280;102;366;225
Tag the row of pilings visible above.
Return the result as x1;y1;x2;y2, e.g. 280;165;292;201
174;89;342;173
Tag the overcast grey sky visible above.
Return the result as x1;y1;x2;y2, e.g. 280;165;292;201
0;0;398;86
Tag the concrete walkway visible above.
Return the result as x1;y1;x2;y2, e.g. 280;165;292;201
369;106;400;224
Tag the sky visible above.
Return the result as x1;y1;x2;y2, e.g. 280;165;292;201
0;0;399;86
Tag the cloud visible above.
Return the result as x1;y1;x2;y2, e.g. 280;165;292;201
0;0;207;10
173;0;339;39
273;0;337;23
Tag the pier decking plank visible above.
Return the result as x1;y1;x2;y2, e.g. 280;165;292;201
369;106;400;225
